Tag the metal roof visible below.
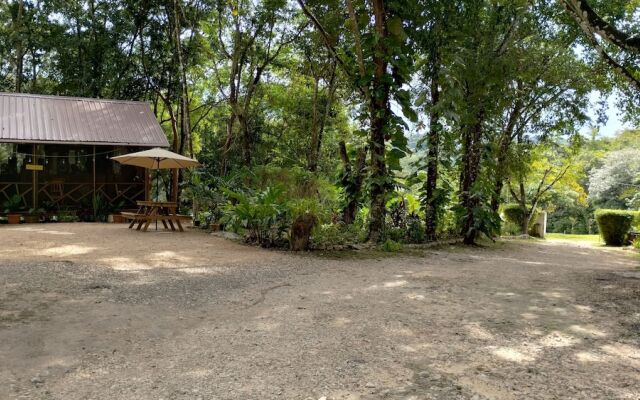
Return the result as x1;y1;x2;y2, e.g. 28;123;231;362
0;92;169;147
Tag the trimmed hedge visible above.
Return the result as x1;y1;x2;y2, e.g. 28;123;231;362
502;203;539;232
594;209;637;246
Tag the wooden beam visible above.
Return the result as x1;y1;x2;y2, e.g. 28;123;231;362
144;169;150;201
92;145;96;212
31;144;37;209
171;168;178;203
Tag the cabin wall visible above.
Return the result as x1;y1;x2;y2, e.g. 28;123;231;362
0;143;148;212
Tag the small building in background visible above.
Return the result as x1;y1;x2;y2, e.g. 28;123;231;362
0;92;168;213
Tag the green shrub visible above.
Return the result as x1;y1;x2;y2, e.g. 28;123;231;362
221;186;289;247
385;227;406;243
288;198;326;223
93;194;119;222
57;210;79;222
380;239;403;252
501;203;539;233
3;194;23;213
311;222;366;249
594;209;636;246
406;216;426;243
632;237;640;250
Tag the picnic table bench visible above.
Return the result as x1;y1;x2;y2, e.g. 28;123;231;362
122;201;191;232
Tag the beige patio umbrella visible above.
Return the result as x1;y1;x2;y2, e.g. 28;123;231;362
111;147;200;201
111;148;200;170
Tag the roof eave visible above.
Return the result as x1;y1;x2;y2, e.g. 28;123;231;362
0;139;170;148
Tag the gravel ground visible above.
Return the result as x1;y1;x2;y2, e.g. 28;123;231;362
0;224;639;400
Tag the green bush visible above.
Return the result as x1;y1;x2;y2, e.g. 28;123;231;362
501;203;539;234
311;222;366;249
380;239;403;252
3;194;23;213
221;186;290;247
288;198;326;223
595;209;637;246
58;210;79;222
406;216;426;243
385;227;406;243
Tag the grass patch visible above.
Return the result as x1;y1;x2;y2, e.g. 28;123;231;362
546;233;601;243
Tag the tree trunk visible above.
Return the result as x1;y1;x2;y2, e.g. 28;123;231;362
521;212;530;235
221;114;235;174
491;99;523;213
173;0;192;208
308;61;337;173
13;0;25;93
518;180;528;234
460;109;484;245
522;212;532;235
239;113;252;165
424;56;440;241
290;214;318;251
491;136;510;213
367;0;390;243
220;20;241;174
30;49;38;91
308;76;321;172
339;141;367;225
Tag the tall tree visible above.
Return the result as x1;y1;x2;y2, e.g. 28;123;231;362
449;1;525;244
301;32;338;173
210;0;303;170
412;0;459;241
508;138;579;234
298;0;415;241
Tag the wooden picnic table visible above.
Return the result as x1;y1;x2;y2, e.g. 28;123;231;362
121;201;191;232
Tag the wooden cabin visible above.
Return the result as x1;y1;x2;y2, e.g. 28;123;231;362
0;92;169;213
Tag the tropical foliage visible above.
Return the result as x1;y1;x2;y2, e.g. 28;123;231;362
1;0;639;248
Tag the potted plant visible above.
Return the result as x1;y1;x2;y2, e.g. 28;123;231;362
3;194;24;224
208;209;224;231
109;212;125;223
25;208;44;223
41;200;58;222
107;200;126;223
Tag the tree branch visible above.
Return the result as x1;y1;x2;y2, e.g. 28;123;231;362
562;0;640;53
296;0;352;80
561;0;640;91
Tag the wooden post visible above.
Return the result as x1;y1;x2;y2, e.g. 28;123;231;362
144;168;150;201
32;144;37;209
92;145;96;212
171;168;178;203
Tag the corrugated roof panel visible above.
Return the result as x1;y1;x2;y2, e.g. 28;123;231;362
0;92;169;147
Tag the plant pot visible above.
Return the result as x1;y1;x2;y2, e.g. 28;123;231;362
24;215;40;223
209;223;220;231
110;213;125;223
7;214;21;224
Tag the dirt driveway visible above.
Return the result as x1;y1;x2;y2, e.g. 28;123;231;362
1;224;639;400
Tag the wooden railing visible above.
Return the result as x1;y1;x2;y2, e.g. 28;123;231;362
0;181;145;208
0;182;32;209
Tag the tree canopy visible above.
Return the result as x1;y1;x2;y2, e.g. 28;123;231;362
1;0;638;246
